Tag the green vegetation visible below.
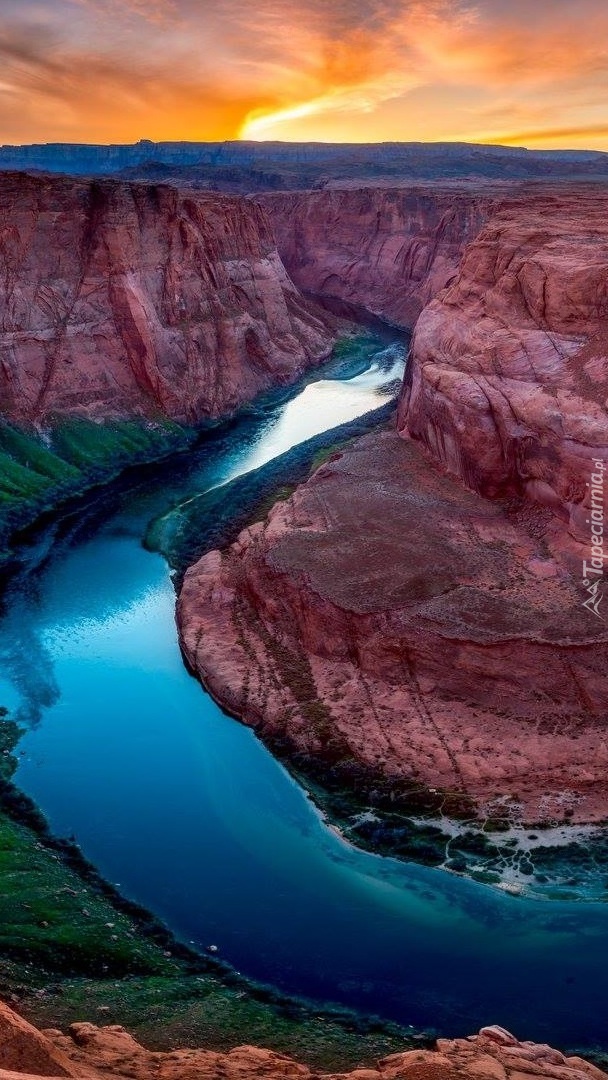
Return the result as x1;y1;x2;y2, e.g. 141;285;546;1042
0;417;195;564
0;711;417;1067
22;977;419;1067
0;711;185;980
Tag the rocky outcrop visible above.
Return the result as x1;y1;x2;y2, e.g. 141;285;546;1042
0;1005;78;1078
178;428;608;825
44;1021;608;1080
258;186;496;326
0;173;334;424
0;1000;603;1080
398;189;608;542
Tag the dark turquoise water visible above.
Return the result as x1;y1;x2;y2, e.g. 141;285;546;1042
1;342;608;1050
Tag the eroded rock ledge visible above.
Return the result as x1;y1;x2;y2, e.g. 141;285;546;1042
0;999;604;1080
0;173;334;424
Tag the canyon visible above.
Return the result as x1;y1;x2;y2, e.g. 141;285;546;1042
2;159;608;1063
258;185;495;327
178;182;608;828
1;164;607;834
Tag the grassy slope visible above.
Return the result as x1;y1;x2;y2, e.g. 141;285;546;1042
0;418;194;564
0;710;415;1066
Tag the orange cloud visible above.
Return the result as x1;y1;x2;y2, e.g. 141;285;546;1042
0;22;269;143
3;0;608;148
481;124;608;147
71;0;178;27
239;0;608;145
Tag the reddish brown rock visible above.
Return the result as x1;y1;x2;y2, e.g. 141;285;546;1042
0;1001;77;1077
178;429;608;824
0;173;334;424
258;185;497;327
398;189;608;543
0;1004;597;1080
45;1021;608;1080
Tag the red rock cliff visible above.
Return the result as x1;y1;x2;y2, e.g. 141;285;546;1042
398;189;608;541
0;173;334;424
178;428;608;826
178;184;608;828
258;185;495;327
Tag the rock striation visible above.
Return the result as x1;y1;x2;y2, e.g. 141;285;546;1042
258;185;496;326
0;173;333;424
398;189;608;539
0;999;604;1080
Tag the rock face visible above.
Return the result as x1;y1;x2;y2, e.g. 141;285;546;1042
398;189;608;540
258;186;495;326
0;1001;602;1080
0;173;333;424
178;428;608;825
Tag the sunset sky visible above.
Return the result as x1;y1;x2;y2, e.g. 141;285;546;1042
3;0;608;148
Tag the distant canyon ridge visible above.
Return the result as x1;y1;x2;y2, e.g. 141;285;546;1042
5;138;608;189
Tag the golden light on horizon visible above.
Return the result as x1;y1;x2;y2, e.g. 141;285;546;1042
2;0;608;151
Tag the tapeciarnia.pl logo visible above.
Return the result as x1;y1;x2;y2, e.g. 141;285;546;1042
582;459;606;618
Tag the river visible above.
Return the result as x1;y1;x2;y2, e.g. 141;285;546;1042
0;337;607;1050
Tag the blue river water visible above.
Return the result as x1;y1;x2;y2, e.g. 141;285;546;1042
0;342;607;1051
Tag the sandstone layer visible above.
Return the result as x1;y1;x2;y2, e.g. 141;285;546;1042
0;173;334;424
398;189;608;538
0;1000;604;1080
258;186;496;326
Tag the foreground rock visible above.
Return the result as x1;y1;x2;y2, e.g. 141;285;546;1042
178;429;608;825
0;1000;603;1080
399;188;608;538
0;173;333;424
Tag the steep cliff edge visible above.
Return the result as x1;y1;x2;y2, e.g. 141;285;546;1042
398;189;608;540
0;173;334;425
258;185;496;326
178;429;608;834
0;999;604;1080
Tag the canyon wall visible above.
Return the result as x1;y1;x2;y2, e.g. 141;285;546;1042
397;189;608;540
258;186;496;326
0;173;333;425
